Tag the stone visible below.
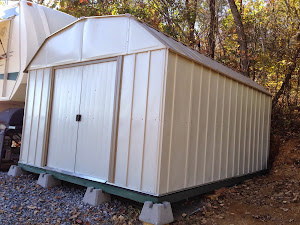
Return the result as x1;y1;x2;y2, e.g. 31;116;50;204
37;173;61;188
7;165;28;177
83;187;111;206
139;201;174;225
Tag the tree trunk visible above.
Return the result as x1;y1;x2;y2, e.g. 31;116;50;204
227;0;249;77
185;0;198;46
208;0;216;58
272;46;300;108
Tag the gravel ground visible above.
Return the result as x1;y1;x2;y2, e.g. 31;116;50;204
0;172;141;224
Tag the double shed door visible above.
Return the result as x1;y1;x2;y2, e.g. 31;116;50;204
47;60;118;181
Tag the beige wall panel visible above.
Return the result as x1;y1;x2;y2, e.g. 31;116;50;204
244;88;252;174
234;84;243;176
159;52;176;194
27;69;44;164
240;87;248;174
114;55;135;186
168;56;192;192
220;78;231;180
186;64;202;187
259;93;265;170
141;50;165;193
195;67;210;184
35;68;51;166
254;92;260;171
254;92;262;171
228;81;238;177
263;96;271;169
20;71;36;163
204;71;218;183
249;90;256;173
126;52;150;190
213;75;225;180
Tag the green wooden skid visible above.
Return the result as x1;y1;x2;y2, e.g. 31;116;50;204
19;163;269;203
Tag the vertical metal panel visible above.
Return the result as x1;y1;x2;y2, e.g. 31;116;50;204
259;93;265;170
235;84;243;176
244;88;252;173
114;55;135;186
196;67;210;184
241;87;248;174
255;92;261;171
263;96;272;168
47;66;82;172
186;64;202;187
229;81;238;177
159;52;177;194
213;75;225;180
204;71;218;183
21;70;36;163
184;63;194;188
35;68;51;166
126;52;150;190
220;78;231;179
247;89;256;173
253;92;258;171
27;69;44;164
227;80;237;177
168;56;192;192
141;50;165;193
75;61;117;180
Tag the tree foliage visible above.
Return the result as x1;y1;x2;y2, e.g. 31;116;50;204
38;0;299;132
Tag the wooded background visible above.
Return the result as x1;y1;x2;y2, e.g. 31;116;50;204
37;0;300;137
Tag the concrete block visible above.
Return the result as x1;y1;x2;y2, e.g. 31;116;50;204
83;187;111;206
7;165;28;177
139;201;174;225
37;173;61;188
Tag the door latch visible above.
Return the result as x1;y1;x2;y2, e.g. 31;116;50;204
76;114;82;122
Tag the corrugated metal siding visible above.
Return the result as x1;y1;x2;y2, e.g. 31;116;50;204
20;68;51;165
114;49;166;195
159;52;271;195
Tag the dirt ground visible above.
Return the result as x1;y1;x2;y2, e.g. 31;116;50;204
173;137;300;225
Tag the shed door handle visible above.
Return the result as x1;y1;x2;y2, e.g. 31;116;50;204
76;114;81;122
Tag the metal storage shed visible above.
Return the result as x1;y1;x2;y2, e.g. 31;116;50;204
19;14;272;203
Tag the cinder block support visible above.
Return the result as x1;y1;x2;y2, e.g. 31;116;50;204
37;173;61;188
83;187;111;206
8;165;28;177
139;201;174;225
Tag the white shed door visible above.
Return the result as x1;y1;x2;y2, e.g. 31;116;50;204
47;61;118;181
75;62;117;180
47;66;82;172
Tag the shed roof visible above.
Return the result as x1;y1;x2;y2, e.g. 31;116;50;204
26;14;271;96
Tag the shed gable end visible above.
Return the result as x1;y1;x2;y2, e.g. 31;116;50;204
27;16;166;70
